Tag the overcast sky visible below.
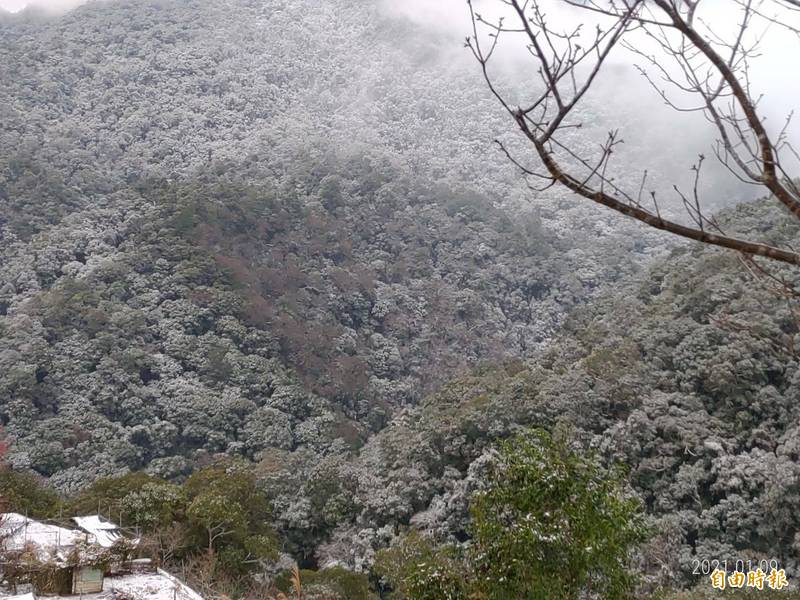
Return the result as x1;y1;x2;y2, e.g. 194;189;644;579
392;0;799;148
0;0;88;11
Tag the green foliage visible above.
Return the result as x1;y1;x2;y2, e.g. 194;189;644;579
373;532;470;600
35;278;107;338
187;492;246;545
274;566;377;600
57;463;275;582
67;472;160;517
183;460;271;524
469;430;648;600
183;460;277;568
118;481;186;531
374;431;647;600
0;468;61;518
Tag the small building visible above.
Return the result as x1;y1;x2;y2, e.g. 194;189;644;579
0;513;104;595
1;514;202;600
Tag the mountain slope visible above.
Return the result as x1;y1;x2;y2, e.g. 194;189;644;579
257;198;800;586
0;0;659;492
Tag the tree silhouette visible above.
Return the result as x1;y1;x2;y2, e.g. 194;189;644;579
468;0;800;267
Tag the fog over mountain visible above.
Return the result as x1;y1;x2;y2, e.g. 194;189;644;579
3;0;796;162
394;0;800;175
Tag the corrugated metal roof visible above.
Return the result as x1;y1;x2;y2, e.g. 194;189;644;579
72;516;125;548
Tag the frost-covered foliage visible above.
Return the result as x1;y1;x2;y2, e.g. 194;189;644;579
0;177;370;487
260;199;800;591
0;0;658;492
373;431;647;600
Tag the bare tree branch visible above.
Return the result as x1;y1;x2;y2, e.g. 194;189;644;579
467;0;800;266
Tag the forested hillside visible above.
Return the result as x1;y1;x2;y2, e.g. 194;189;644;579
4;197;799;597
1;0;797;598
295;198;800;591
0;0;661;490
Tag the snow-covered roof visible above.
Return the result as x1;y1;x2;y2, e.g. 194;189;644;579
0;513;86;558
72;516;126;548
0;517;201;599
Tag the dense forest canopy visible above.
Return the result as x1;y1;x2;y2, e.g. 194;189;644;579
0;0;668;490
1;0;799;598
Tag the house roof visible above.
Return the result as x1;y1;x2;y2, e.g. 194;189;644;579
0;513;86;558
72;516;126;548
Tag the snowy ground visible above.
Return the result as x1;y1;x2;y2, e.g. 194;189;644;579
44;571;202;600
